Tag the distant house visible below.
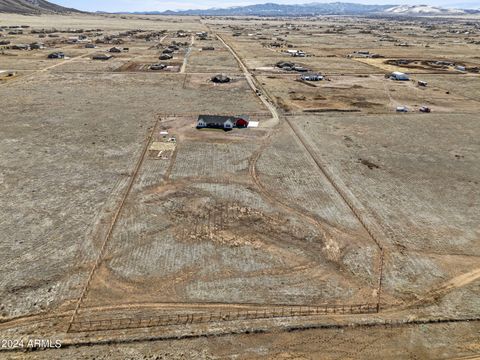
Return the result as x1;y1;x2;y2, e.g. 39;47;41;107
11;44;30;50
92;54;113;61
48;52;65;59
301;73;323;81
390;71;409;81
150;63;167;70
211;74;231;83
30;42;44;50
109;47;122;53
286;49;305;57
292;66;308;72
197;115;250;130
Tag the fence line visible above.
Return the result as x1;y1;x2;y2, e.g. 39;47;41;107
157;112;274;119
69;303;377;333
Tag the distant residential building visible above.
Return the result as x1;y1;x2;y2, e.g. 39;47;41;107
92;54;113;61
301;73;323;81
197;115;250;130
47;52;65;59
109;47;122;53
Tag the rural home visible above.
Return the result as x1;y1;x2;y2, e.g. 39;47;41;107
197;115;249;130
47;52;65;59
301;73;323;81
92;54;113;61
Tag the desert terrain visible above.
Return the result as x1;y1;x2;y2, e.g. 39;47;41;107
0;11;479;359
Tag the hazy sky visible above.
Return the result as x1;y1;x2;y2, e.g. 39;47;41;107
50;0;480;12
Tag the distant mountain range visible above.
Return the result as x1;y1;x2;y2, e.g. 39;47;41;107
385;4;472;15
135;2;395;16
1;0;478;16
128;2;479;16
0;0;81;14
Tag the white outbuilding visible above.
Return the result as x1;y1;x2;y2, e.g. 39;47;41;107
390;71;410;81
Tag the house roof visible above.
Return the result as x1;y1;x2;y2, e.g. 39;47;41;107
198;115;237;125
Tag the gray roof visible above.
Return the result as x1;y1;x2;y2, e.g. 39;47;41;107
198;115;237;125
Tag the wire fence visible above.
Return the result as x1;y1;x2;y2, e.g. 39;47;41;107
157;112;274;120
69;303;378;333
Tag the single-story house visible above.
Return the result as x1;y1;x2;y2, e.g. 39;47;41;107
30;42;44;50
197;115;250;130
92;54;113;61
301;73;323;81
150;63;167;71
211;74;231;83
48;52;65;59
11;44;30;50
286;49;305;57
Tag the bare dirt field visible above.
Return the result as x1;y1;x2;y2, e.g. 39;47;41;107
0;12;479;359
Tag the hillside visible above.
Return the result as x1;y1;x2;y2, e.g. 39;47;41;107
0;0;80;14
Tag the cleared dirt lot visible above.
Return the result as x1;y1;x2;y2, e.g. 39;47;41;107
0;12;479;359
290;113;480;306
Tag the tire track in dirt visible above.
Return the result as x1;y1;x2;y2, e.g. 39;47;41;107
66;116;162;332
408;267;480;308
212;26;386;312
